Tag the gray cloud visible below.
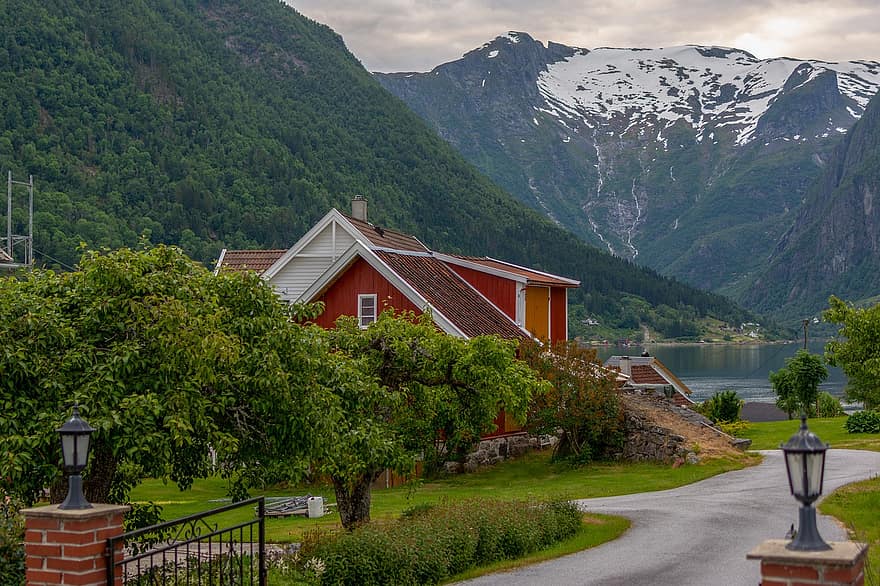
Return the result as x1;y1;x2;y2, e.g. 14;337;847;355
287;0;880;72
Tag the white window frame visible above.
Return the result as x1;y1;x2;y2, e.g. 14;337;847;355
358;294;378;328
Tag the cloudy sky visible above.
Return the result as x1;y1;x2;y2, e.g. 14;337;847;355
287;0;880;72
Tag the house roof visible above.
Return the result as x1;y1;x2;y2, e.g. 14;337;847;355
437;253;580;288
216;249;287;274
342;214;429;252
375;251;528;340
604;355;695;404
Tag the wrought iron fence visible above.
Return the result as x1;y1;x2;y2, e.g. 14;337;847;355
106;497;266;585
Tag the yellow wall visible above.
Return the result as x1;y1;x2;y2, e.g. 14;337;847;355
525;286;550;341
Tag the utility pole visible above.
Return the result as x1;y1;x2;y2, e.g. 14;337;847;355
3;171;34;268
802;319;809;350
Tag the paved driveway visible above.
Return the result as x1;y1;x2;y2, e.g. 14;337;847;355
458;449;880;586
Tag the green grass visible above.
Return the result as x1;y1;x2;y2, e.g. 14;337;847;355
733;416;880;451
820;476;880;584
129;450;755;543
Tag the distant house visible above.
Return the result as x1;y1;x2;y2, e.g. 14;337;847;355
604;354;696;406
216;197;580;436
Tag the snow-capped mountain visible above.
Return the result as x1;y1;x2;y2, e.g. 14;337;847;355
376;32;880;317
534;43;879;146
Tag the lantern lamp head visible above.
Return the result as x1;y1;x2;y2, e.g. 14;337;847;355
780;414;831;551
56;404;95;509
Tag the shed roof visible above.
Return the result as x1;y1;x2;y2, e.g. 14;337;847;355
216;249;287;274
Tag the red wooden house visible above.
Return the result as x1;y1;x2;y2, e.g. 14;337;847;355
217;197;580;435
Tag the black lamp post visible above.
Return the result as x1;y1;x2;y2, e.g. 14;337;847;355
780;414;830;551
57;404;95;510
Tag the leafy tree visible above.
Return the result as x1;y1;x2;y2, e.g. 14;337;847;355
520;340;624;464
769;350;828;418
0;245;330;506
824;296;880;409
323;310;544;529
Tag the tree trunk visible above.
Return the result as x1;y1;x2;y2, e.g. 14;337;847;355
332;472;380;530
49;440;117;505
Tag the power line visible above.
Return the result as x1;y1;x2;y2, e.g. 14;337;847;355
32;248;76;271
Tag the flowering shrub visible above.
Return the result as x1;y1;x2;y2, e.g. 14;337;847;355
301;498;582;585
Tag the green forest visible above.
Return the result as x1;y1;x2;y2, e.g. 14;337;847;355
0;0;757;338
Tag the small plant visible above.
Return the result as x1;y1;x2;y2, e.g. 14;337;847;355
719;420;750;437
845;410;880;434
816;392;845;418
699;390;743;424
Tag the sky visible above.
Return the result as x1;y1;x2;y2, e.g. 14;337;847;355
286;0;880;72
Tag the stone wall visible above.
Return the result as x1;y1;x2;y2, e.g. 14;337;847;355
616;408;700;464
444;433;555;474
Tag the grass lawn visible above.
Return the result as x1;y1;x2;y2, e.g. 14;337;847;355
129;450;755;543
734;416;880;452
820;476;880;584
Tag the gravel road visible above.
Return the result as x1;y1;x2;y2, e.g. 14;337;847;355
457;449;880;586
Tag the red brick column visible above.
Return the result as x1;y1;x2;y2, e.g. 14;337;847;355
748;539;868;586
22;503;129;586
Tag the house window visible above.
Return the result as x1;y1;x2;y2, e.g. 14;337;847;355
358;294;377;328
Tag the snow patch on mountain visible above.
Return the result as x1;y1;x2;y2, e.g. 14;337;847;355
535;45;880;146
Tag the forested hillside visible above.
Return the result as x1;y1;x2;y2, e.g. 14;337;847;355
0;0;755;338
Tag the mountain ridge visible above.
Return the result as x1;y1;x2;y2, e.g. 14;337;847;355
376;32;880;319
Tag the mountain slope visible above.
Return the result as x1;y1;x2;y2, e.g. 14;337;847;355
0;0;753;338
744;91;880;318
376;33;880;312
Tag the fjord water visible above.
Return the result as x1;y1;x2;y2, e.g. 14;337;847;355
595;342;846;403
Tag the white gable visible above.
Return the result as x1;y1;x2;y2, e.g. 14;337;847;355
265;212;357;301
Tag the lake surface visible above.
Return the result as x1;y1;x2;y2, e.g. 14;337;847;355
594;341;847;404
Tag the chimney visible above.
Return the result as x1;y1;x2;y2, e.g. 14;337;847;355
351;195;367;222
619;355;631;376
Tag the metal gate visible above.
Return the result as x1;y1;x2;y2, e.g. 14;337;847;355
106;497;266;585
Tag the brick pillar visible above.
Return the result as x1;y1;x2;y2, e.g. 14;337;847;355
748;539;868;586
22;503;129;586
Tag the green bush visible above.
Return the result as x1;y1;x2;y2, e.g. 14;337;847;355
845;410;880;434
816;392;845;418
303;499;582;585
698;390;743;423
0;494;25;586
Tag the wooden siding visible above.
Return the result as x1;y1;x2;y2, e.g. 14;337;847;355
525;286;550;341
270;222;355;301
445;264;517;319
312;257;420;329
550;287;568;342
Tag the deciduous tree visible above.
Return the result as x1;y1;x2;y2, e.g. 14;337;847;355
770;350;828;418
824;296;880;409
323;310;544;529
520;340;623;464
0;245;328;505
